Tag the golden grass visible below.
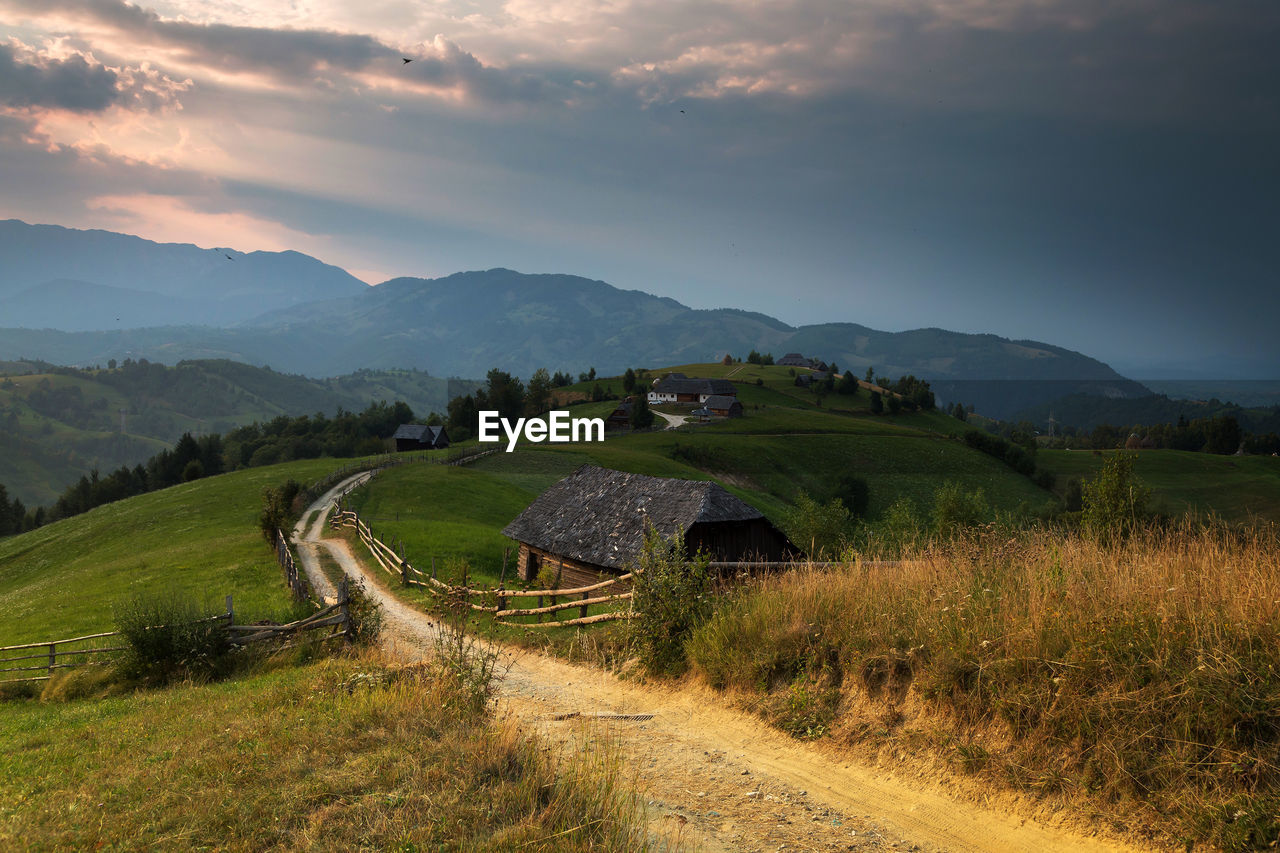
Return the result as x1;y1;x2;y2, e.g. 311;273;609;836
689;519;1280;850
0;649;650;852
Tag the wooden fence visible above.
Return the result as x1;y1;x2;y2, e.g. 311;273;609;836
329;507;636;628
276;528;310;601
0;586;352;685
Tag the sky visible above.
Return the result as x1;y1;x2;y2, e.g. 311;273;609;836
0;0;1276;378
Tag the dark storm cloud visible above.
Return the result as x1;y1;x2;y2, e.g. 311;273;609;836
2;0;559;102
0;41;123;111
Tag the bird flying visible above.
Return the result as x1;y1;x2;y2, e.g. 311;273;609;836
402;57;413;64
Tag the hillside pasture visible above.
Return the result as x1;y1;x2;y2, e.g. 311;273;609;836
0;458;342;646
1038;449;1280;523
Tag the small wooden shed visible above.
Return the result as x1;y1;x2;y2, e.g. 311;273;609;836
501;465;795;586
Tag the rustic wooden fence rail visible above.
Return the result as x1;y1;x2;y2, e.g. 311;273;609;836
0;586;352;685
276;528;310;601
329;506;636;628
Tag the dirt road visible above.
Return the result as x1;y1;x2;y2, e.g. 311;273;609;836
293;476;1144;852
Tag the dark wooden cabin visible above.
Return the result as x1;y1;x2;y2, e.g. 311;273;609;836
392;423;450;452
501;465;795;586
701;394;743;418
605;399;634;428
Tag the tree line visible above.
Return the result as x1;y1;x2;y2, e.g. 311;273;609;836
0;401;415;537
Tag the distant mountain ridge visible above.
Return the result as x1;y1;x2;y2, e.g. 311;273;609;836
0;222;1146;416
0;220;367;327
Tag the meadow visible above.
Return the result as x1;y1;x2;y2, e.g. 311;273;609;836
687;521;1280;850
0;651;647;851
0;458;342;646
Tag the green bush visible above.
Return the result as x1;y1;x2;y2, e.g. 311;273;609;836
113;593;233;684
931;481;990;533
629;528;712;676
782;491;852;557
1081;453;1150;541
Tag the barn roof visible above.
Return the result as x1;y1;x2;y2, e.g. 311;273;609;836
702;395;739;410
393;424;445;443
501;465;765;570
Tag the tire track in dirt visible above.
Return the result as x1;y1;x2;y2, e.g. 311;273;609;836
293;476;1148;853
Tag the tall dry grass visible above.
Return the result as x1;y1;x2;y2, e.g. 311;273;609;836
689;519;1280;850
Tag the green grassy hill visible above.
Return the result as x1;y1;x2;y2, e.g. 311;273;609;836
0;360;478;505
1038;448;1280;522
0;458;343;646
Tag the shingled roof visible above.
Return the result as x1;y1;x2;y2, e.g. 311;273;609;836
501;465;764;570
393;424;446;444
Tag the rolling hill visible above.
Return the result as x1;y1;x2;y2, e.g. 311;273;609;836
0;359;479;505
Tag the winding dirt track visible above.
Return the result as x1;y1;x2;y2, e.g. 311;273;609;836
293;475;1148;853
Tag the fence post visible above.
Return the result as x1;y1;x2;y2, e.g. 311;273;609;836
339;577;352;642
226;594;234;627
48;642;56;677
431;556;437;581
580;590;589;620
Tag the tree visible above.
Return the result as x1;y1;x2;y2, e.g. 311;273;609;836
865;366;874;383
525;368;553;415
629;393;655;430
930;481;989;533
721;353;733;365
782;491;852;557
1081;453;1150;540
622;367;637;393
835;475;870;518
886;394;901;414
1203;415;1241;455
629;528;712;676
578;367;597;383
747;350;762;364
870;391;883;414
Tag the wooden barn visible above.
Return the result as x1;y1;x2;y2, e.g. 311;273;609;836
605;399;634;428
701;394;743;418
501;465;795;586
392;423;450;452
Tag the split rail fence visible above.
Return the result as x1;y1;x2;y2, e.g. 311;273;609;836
330;506;635;628
0;585;354;685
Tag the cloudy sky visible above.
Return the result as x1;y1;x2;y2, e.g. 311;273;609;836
1;0;1276;377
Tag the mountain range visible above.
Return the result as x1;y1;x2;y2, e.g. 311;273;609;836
0;220;1149;418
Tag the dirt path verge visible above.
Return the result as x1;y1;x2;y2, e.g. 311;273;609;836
292;477;1146;852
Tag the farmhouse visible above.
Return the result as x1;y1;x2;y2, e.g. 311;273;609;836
648;376;738;404
701;394;743;418
392;423;450;451
776;353;815;367
502;465;795;586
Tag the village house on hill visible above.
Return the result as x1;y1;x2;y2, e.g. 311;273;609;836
501;465;795;586
776;353;816;368
392;423;450;452
698;394;743;418
648;374;738;404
